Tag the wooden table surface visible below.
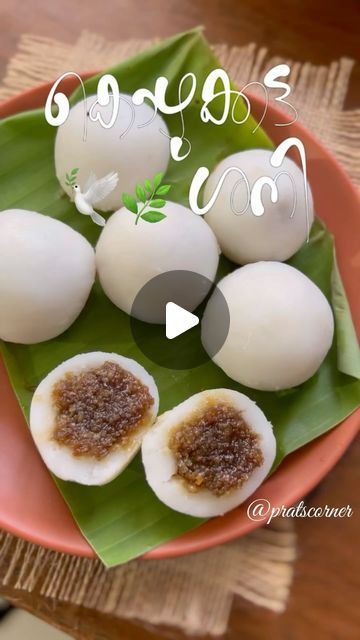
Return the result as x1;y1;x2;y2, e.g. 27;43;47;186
0;1;359;639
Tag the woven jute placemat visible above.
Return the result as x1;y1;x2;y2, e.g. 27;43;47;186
0;32;358;639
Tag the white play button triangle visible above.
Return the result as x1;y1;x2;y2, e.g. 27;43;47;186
165;302;199;340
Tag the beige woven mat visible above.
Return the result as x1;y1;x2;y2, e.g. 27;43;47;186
0;32;358;639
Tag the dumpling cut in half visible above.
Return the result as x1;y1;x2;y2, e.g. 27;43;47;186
30;352;159;485
142;389;276;517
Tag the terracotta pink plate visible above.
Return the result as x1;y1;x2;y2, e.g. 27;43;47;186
0;76;359;560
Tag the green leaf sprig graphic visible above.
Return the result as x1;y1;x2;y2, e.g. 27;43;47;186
122;172;171;224
65;167;79;187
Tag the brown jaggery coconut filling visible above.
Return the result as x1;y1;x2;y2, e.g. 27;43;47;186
169;403;264;496
52;361;154;459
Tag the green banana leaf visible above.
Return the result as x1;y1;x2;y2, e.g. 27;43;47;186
0;29;359;567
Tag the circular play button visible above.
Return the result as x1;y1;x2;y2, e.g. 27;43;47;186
130;270;230;370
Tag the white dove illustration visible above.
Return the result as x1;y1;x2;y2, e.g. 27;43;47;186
72;172;119;226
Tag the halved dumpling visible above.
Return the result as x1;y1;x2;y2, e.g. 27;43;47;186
142;389;276;517
30;352;159;485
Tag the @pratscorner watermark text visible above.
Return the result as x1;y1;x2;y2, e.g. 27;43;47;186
247;499;353;525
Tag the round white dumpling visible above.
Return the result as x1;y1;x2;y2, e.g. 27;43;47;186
202;262;334;391
96;201;220;322
30;351;159;485
55;94;170;211
204;149;314;264
142;389;276;517
0;209;95;344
